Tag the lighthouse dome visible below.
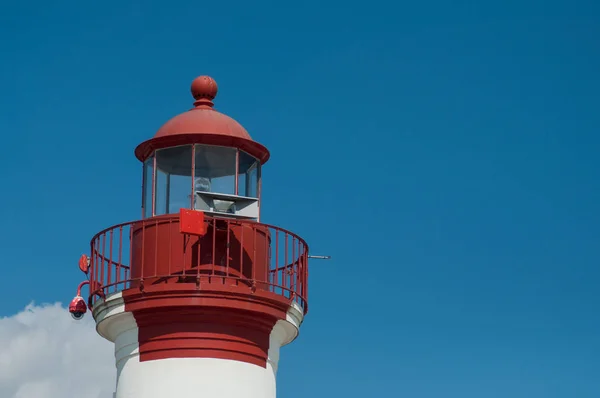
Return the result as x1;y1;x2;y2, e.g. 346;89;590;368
134;76;269;163
154;76;251;140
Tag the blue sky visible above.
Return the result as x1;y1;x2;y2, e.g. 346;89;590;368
1;1;599;397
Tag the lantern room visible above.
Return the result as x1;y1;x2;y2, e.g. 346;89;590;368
134;76;270;221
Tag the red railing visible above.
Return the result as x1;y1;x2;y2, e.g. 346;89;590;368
88;215;309;313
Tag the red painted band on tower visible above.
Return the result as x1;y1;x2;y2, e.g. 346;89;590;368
135;308;276;367
123;284;291;367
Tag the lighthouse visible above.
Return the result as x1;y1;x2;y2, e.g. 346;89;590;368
68;76;309;398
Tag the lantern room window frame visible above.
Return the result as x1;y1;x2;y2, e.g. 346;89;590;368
141;144;262;220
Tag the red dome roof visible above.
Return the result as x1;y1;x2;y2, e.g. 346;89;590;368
154;108;252;140
135;76;269;164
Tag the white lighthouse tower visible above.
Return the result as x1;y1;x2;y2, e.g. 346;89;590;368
68;76;309;398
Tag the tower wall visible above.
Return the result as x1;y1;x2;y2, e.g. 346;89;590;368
130;217;270;287
94;290;303;398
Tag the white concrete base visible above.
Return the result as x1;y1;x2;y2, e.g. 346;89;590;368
117;357;277;398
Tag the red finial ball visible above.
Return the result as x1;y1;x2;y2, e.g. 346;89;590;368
191;76;218;101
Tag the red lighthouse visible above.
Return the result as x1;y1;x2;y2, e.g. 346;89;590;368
70;76;309;398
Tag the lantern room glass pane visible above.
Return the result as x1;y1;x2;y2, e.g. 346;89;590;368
238;151;259;198
155;145;193;215
143;155;154;218
155;168;168;215
194;145;236;195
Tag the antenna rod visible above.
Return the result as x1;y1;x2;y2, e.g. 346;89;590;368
308;255;331;260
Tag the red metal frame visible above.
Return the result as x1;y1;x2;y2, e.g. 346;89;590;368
151;156;157;217
141;162;145;219
257;164;262;221
190;145;196;209
88;215;309;314
234;150;239;195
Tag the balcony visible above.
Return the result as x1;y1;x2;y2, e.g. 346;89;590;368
87;214;309;314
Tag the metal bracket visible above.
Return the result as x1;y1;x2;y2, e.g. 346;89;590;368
308;255;331;260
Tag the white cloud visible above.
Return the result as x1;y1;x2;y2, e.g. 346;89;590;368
0;303;115;398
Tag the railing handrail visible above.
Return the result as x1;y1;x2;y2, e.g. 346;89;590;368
90;251;131;270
